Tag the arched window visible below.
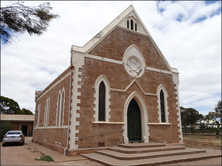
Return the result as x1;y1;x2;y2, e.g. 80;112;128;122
56;93;61;126
160;90;165;122
36;104;41;127
135;23;137;31
98;81;105;121
131;20;134;30
94;75;110;122
44;98;50;127
157;84;169;123
60;91;65;126
127;20;129;29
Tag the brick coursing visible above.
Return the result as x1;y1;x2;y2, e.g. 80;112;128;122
89;27;169;71
33;25;181;154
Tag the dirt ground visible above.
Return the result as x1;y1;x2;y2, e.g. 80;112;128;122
0;141;101;165
182;134;221;150
1;135;221;166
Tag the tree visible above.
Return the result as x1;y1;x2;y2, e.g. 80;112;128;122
22;108;33;115
0;96;34;114
180;106;200;133
0;2;59;43
0;96;20;114
205;100;222;135
214;100;222;122
0;122;14;141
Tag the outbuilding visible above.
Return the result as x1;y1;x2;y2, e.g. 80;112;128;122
1;114;34;136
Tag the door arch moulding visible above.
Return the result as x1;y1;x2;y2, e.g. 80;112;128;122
123;91;149;144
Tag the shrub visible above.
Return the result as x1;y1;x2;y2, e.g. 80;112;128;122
0;122;14;141
35;155;54;162
190;125;195;133
199;123;206;130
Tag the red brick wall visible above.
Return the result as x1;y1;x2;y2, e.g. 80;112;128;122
33;26;180;151
89;27;169;71
34;128;67;147
34;68;71;146
76;27;180;147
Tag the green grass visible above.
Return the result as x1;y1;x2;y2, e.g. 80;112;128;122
35;155;54;162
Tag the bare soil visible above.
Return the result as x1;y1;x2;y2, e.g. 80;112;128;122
1;135;221;166
182;134;221;150
1;140;101;165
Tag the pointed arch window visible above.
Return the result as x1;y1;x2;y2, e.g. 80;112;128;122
56;93;61;126
98;81;105;121
60;91;65;126
94;75;110;122
44;98;50;127
131;20;134;30
56;89;65;127
127;20;129;29
160;90;165;122
157;85;169;123
36;104;41;127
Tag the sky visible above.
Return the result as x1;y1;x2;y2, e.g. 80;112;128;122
1;1;221;115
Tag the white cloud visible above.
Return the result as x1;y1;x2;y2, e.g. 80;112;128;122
1;1;221;115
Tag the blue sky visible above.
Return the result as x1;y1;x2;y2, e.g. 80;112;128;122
1;1;221;115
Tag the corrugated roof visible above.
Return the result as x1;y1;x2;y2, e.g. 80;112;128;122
1;114;34;121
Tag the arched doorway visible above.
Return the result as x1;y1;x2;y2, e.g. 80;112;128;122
127;98;142;141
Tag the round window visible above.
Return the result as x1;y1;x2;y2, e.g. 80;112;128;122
125;56;143;77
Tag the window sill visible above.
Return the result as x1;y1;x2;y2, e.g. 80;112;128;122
148;123;171;126
93;121;124;125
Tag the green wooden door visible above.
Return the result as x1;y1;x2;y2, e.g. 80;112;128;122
127;99;142;141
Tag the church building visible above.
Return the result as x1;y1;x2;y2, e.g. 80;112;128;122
33;5;183;156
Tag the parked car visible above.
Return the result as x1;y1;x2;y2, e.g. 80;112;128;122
2;130;25;146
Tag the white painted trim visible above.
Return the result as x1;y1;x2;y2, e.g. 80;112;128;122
85;54;123;65
123;91;149;144
157;84;169;123
71;5;150;53
60;88;65;127
94;75;111;122
70;4;176;74
47;97;50;126
36;72;70;101
44;97;50;127
175;84;183;143
110;79;157;96
85;53;173;76
93;122;124;125
36;103;41;127
34;126;68;129
69;51;85;150
148;123;171;126
123;44;146;78
146;67;172;75
56;90;61;127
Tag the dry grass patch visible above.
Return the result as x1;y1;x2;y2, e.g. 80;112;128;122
183;134;221;150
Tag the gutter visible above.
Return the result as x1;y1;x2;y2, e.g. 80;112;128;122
64;65;73;156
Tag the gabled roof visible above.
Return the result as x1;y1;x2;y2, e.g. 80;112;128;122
71;5;178;73
1;114;34;122
71;5;150;53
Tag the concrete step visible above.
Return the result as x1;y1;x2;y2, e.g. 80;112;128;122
118;142;165;148
95;148;206;160
108;145;185;154
82;151;222;166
